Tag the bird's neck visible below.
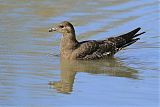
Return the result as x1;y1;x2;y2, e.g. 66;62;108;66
60;32;78;51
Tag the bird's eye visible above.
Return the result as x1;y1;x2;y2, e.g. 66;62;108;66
59;25;64;28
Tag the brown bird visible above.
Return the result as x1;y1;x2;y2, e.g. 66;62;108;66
49;21;145;60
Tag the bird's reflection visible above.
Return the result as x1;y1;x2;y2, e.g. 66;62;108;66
49;58;138;94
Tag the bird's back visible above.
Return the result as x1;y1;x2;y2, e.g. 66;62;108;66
72;27;145;60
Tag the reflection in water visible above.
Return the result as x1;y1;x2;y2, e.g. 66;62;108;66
49;58;138;94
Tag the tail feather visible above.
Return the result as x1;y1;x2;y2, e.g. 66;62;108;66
120;38;140;49
133;32;145;38
115;27;145;49
105;27;145;53
118;27;141;40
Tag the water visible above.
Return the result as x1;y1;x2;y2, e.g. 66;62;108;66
0;0;159;107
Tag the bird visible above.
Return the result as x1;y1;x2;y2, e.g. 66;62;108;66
49;21;145;60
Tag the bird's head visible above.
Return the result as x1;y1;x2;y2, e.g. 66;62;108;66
49;21;75;34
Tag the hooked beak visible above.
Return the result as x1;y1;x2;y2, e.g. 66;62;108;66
49;27;57;32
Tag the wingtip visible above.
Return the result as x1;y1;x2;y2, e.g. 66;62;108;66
132;27;142;35
136;27;141;31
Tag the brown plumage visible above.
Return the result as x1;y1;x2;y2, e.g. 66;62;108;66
49;21;145;60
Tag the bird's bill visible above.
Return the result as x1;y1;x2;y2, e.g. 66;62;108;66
49;27;57;32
